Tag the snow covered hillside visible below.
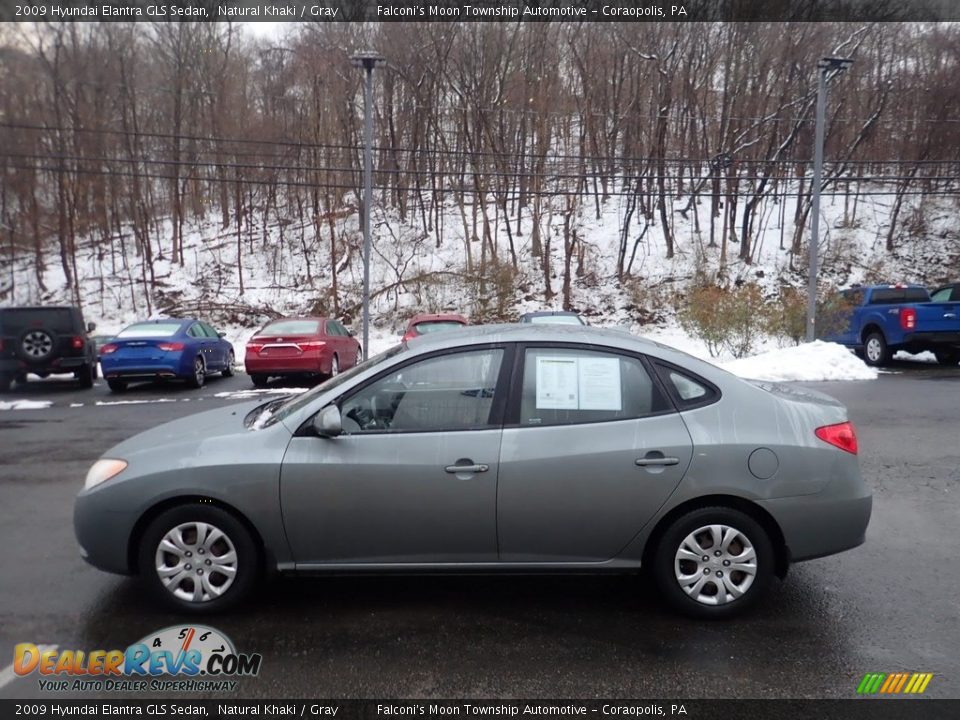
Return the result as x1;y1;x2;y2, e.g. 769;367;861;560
2;185;957;381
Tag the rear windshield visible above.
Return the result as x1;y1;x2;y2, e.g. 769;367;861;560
869;288;930;304
0;308;75;332
527;314;584;325
261;320;320;336
415;320;465;334
117;322;183;338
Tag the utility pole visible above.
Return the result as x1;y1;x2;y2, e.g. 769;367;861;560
351;51;385;360
806;56;853;342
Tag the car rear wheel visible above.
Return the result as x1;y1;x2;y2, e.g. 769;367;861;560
107;379;127;393
187;356;205;389
138;504;259;613
76;362;96;389
222;351;235;377
250;373;268;388
863;331;890;367
654;506;774;619
329;354;340;379
934;349;959;366
0;373;11;392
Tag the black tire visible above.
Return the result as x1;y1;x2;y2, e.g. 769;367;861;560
653;506;775;619
137;503;260;613
934;349;959;366
107;379;128;393
250;373;268;388
328;354;340;379
0;373;11;392
222;351;235;377
862;331;890;367
186;356;205;389
76;362;95;389
17;328;56;365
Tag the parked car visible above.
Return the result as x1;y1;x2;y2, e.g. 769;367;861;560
75;324;870;618
244;317;361;387
0;305;98;391
402;313;469;342
519;310;587;325
821;284;960;366
99;318;234;392
930;282;960;303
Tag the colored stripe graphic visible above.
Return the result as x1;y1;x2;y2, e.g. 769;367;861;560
857;672;933;694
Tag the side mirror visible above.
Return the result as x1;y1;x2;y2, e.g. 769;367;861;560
312;405;343;438
218;331;227;338
347;328;355;336
87;322;97;333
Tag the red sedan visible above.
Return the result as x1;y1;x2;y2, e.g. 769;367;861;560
402;313;469;342
244;317;361;387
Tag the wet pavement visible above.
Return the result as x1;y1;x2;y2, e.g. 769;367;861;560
0;366;958;698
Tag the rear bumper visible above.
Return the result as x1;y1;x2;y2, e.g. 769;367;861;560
0;356;89;373
245;351;327;375
761;490;872;563
100;362;183;379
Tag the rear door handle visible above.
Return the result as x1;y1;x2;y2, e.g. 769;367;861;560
635;457;680;467
445;463;489;474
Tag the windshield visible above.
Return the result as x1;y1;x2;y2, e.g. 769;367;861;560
528;315;584;325
256;343;407;428
117;322;183;338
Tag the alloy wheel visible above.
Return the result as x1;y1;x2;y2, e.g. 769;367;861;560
866;338;882;363
154;521;238;603
22;330;53;359
674;524;757;606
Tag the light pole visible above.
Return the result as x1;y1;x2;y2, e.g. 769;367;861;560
351;51;385;361
806;56;853;342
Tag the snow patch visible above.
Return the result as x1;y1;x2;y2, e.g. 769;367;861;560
214;387;309;400
95;399;178;406
0;400;53;411
719;341;878;382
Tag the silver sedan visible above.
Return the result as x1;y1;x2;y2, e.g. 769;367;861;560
74;325;871;618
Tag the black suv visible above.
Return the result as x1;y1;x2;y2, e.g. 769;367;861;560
0;306;98;391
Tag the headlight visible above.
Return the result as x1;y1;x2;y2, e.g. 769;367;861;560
84;459;128;490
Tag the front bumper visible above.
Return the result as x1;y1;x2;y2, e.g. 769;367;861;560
74;491;138;575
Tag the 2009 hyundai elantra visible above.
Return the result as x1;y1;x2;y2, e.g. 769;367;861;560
75;324;871;618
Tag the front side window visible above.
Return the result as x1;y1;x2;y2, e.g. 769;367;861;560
518;348;669;427
341;348;504;433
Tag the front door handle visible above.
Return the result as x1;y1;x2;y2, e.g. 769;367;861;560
445;462;489;474
635;457;680;467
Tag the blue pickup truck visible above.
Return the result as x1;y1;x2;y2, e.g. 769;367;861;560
822;284;960;366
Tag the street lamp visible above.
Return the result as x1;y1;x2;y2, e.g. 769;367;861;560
806;56;854;343
351;50;385;361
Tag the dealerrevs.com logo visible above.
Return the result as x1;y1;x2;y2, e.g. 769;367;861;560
14;625;262;692
857;672;934;695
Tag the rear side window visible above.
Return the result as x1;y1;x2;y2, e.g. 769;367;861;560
261;320;320;335
117;322;182;338
0;308;75;333
518;347;670;427
655;363;720;410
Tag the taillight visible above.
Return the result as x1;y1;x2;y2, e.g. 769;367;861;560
815;421;858;455
100;343;118;354
157;342;185;352
402;331;416;342
72;336;84;349
900;307;916;330
300;341;326;349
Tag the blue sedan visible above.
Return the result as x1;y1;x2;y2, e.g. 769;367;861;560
99;319;234;392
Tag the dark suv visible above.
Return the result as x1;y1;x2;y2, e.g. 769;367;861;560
0;306;98;391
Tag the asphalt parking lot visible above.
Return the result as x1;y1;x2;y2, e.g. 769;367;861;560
1;363;958;699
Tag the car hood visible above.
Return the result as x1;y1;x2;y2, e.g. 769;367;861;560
104;400;266;459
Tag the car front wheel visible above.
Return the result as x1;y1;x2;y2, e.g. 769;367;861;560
654;506;774;619
138;504;259;613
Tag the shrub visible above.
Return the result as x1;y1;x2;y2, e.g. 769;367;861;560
678;282;769;359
